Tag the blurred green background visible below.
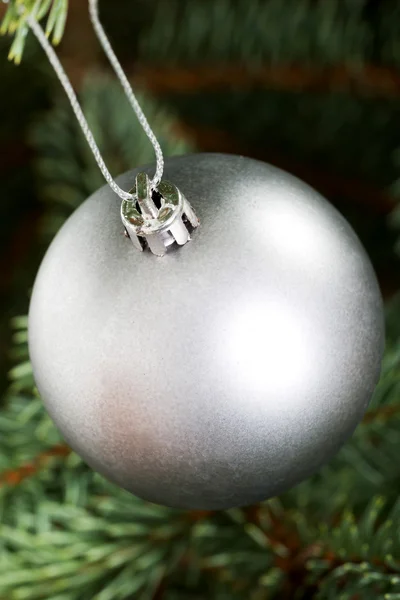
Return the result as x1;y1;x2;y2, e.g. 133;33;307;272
1;1;400;598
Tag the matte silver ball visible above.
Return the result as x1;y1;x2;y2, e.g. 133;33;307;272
29;153;384;510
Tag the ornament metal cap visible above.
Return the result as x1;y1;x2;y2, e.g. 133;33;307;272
121;172;199;257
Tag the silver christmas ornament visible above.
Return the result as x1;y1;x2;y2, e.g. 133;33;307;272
29;153;385;510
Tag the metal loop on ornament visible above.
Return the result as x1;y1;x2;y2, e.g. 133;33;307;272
121;173;199;257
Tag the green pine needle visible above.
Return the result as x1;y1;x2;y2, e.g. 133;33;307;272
1;0;68;63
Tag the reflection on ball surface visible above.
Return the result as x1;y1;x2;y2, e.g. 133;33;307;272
29;154;384;509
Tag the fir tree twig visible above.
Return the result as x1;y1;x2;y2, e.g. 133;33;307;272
0;0;68;63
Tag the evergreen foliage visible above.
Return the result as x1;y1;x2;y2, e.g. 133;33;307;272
140;0;374;66
138;0;400;69
0;0;399;598
1;0;67;63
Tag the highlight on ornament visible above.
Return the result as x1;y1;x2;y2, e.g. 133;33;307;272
28;153;385;510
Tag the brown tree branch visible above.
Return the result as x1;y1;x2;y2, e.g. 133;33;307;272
363;403;400;424
134;64;400;98
244;504;399;598
0;443;71;487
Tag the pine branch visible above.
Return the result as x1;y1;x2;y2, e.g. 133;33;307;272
251;499;400;599
135;63;400;99
310;498;400;598
0;0;68;63
138;0;400;70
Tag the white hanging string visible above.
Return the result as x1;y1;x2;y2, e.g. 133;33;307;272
25;0;164;202
88;0;164;189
